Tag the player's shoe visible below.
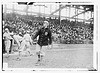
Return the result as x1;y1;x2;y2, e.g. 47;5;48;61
35;63;40;66
35;59;41;66
36;56;45;66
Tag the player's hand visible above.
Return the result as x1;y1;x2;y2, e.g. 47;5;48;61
48;45;52;50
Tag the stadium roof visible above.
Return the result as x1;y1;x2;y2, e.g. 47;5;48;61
3;2;94;22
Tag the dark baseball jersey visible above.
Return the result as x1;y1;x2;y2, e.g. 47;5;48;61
33;27;52;46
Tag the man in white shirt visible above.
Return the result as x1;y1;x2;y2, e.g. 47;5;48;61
16;30;33;61
3;28;13;58
13;32;23;50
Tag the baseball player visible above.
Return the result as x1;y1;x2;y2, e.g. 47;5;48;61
13;32;23;51
32;21;52;65
16;30;33;61
3;28;13;58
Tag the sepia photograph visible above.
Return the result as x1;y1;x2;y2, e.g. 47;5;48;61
1;1;98;71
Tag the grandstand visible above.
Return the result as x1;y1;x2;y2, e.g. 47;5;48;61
2;2;94;69
3;2;93;44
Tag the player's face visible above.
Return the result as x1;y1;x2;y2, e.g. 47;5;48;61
43;22;48;28
5;29;9;33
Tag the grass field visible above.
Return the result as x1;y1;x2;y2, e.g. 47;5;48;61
3;44;93;69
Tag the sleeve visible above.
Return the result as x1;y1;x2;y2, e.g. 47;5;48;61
3;33;6;39
32;29;40;40
48;29;52;44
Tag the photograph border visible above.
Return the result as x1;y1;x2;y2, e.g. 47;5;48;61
0;0;98;71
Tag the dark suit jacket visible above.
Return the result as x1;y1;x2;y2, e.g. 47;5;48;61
33;27;52;46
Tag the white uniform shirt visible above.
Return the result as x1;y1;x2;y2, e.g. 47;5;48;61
22;33;32;42
3;32;12;41
13;34;23;42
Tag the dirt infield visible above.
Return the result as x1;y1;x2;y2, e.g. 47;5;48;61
3;44;93;69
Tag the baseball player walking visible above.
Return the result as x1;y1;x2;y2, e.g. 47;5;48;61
32;21;52;65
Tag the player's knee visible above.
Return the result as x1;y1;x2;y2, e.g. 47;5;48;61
36;51;40;55
40;51;45;56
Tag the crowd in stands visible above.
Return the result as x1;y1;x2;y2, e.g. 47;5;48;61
50;19;93;44
3;13;93;44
